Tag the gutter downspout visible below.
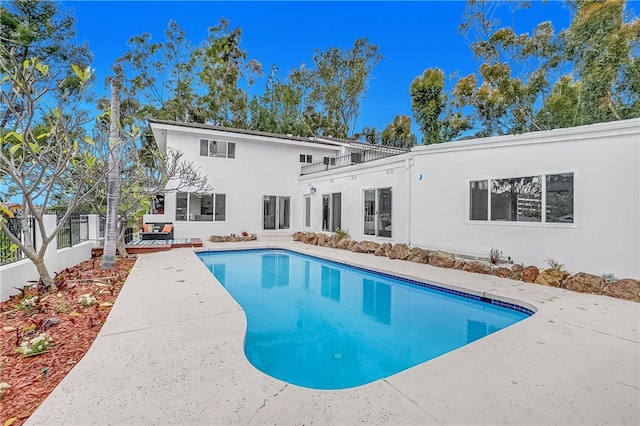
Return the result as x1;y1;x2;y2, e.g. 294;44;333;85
405;155;413;246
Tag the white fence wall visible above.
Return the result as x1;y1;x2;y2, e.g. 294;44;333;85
0;214;101;301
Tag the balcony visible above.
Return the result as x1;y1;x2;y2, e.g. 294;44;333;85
300;144;409;175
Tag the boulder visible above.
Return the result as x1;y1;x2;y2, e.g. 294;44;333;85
209;235;225;242
564;272;605;294
351;240;380;254
292;231;304;242
328;234;341;248
301;232;316;245
535;268;569;287
388;243;411;260
407;247;429;264
346;240;358;251
510;264;524;281
336;239;352;250
374;242;392;257
521;265;539;283
463;261;493;275
317;233;329;247
453;259;467;270
606;279;640;301
493;266;513;279
429;251;456;269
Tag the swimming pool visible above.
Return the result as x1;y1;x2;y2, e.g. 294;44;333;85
197;249;532;390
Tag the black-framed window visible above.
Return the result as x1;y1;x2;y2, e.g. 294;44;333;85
200;139;236;159
176;192;226;221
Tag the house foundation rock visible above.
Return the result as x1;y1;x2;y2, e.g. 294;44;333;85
564;272;605;294
388;244;410;260
535;268;570;287
606;279;640;301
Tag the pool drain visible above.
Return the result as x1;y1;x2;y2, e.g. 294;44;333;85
333;353;343;360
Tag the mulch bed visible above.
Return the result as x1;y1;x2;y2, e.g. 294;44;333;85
0;256;136;426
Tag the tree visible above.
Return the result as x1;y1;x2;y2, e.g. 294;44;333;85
563;0;640;124
248;65;309;136
0;0;92;128
381;115;417;148
101;82;121;270
0;49;105;289
194;18;262;128
293;38;383;138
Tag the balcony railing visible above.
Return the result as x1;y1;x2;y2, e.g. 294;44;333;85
300;144;409;175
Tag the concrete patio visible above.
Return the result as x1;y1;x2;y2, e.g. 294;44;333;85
27;240;639;425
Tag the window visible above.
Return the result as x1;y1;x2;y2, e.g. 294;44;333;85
200;139;236;159
299;154;313;163
304;196;311;227
175;192;226;221
150;194;165;214
469;181;488;220
470;173;574;224
491;176;541;222
546;173;574;223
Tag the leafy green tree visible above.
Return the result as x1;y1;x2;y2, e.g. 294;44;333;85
293;38;383;138
381;115;417;148
248;65;309;135
563;0;640;123
0;50;105;289
194;18;262;128
0;0;92;128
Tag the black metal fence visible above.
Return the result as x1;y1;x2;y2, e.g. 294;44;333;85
0;217;35;266
57;214;89;249
300;144;409;175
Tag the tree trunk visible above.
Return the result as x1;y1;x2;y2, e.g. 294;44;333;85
116;222;129;258
32;256;55;291
102;81;121;269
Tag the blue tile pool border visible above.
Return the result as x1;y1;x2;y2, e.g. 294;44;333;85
196;248;535;317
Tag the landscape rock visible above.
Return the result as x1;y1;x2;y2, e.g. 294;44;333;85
336;239;352;250
521;265;540;283
328;234;342;248
510;264;524;281
606;279;640;301
429;251;456;269
301;232;316;244
351;240;380;254
388;243;410;260
453;259;467;270
564;272;605;294
292;231;304;241
463;261;493;275
209;234;257;243
493;266;513;278
407;247;429;264
535;268;570;287
346;240;358;250
374;243;392;257
317;233;329;247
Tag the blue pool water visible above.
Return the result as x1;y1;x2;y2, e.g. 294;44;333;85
197;249;532;389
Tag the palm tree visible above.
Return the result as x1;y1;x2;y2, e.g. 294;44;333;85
101;81;121;269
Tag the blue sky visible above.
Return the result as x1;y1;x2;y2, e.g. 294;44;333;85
65;0;573;136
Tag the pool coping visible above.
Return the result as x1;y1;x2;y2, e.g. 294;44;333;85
26;240;640;425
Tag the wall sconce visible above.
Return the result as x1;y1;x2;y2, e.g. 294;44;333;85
310;187;316;194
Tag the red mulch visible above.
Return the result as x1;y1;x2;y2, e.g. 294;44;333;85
0;256;136;426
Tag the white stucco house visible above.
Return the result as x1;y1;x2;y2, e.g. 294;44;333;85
145;118;640;279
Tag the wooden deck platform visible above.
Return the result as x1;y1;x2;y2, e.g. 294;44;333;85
91;238;203;257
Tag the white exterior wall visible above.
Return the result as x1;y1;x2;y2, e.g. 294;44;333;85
299;156;411;243
410;119;640;278
146;125;343;239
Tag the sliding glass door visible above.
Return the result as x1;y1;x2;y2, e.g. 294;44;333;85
363;188;392;237
264;195;290;230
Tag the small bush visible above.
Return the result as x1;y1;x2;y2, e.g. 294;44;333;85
489;248;502;264
334;228;350;239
